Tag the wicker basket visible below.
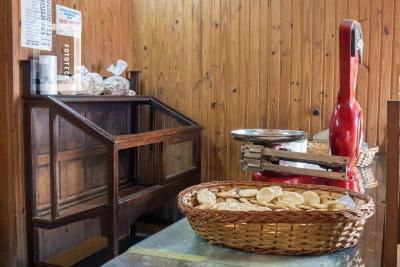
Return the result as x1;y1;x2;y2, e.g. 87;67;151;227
359;167;378;188
307;141;379;167
178;181;374;255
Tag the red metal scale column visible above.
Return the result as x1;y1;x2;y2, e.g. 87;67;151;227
252;20;364;193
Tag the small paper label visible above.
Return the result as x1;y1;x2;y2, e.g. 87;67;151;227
56;5;82;38
336;194;357;209
21;0;52;51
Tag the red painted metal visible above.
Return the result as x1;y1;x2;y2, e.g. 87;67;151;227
329;20;363;192
251;20;364;193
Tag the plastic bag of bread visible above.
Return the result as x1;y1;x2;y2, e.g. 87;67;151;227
88;72;105;95
103;60;130;96
57;75;78;95
72;66;105;95
72;66;92;95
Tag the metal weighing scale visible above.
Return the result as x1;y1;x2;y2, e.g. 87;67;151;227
231;129;363;193
230;19;365;193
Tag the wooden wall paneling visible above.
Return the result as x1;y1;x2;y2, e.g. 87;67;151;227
134;0;148;183
0;0;27;264
220;0;230;179
200;0;212;181
278;0;291;129
238;0;250;179
164;0;175;130
310;0;324;134
268;0;281;129
102;1;117;73
191;0;202;173
289;0;301;130
88;0;102;72
248;0;260;128
168;0;184;176
190;0;203;124
77;0;90;70
137;0;152;179
182;0;194;119
300;0;313;132
155;0;168;136
135;0;146;90
129;0;139;70
322;0;336;128
172;0;183;112
258;0;269;130
366;0;382;145
73;0;138;76
357;0;370;132
347;0;359;20
244;0;260;179
155;0;168;101
176;0;189;122
208;0;222;180
334;0;347;129
391;0;400;100
227;0;243;180
377;0;395;146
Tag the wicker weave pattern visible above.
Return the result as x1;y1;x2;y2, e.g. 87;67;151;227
356;146;379;167
307;141;379;167
178;181;375;255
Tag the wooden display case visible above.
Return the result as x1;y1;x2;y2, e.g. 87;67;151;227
22;61;202;265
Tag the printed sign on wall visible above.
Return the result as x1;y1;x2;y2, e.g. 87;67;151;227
56;5;82;38
21;0;52;51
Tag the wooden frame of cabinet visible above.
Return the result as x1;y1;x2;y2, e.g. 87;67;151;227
22;61;202;265
384;100;400;267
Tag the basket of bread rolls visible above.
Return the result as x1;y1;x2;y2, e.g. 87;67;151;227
178;181;374;255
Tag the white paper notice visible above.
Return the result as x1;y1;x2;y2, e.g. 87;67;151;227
56;5;82;38
21;0;52;51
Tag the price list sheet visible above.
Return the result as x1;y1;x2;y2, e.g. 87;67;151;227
21;0;52;51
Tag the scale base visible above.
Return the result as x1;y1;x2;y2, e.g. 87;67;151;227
252;168;364;194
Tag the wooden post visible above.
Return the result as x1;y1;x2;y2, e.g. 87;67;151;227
131;103;139;184
25;103;40;265
196;132;202;183
383;101;400;267
147;106;156;183
107;146;119;258
158;142;166;184
49;110;60;220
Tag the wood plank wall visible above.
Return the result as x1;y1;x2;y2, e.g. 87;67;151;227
18;0;400;182
3;0;400;265
123;0;399;181
0;1;17;266
1;0;26;266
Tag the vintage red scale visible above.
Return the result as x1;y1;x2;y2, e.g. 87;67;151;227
232;20;364;193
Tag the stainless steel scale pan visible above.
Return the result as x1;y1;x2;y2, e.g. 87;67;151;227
230;129;307;144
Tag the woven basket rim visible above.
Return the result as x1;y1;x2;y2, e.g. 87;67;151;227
308;141;379;151
178;181;375;224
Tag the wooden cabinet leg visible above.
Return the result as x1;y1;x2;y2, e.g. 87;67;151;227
27;227;39;266
107;215;118;259
129;223;137;240
107;147;119;259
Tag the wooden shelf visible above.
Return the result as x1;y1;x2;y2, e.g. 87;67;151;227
24;94;152;103
33;195;107;228
23;59;202;264
33;184;149;228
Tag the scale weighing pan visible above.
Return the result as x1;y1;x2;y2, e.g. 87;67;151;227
230;129;307;144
